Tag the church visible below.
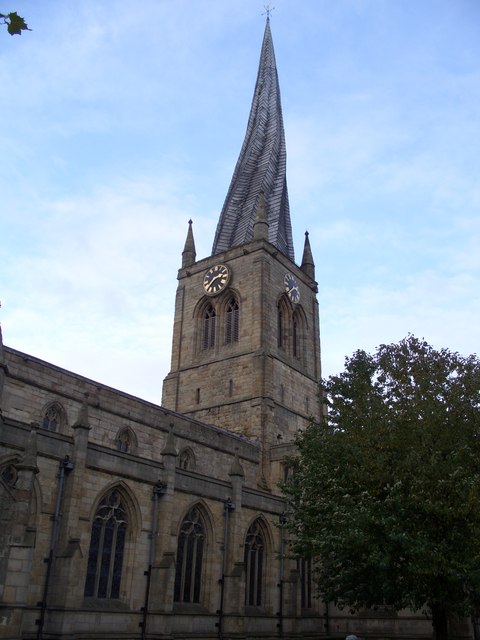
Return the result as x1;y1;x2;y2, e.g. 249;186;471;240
0;18;441;640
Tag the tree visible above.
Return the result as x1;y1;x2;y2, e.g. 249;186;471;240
1;11;30;35
283;336;480;640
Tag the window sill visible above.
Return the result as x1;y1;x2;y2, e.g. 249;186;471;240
82;598;130;611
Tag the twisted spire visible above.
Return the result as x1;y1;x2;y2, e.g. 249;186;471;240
212;18;294;261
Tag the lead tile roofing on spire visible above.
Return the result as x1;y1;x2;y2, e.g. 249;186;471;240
212;18;295;262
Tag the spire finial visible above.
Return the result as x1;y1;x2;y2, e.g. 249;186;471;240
262;5;275;20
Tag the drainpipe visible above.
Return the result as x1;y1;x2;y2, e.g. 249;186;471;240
217;497;235;639
277;513;287;638
36;455;74;640
324;600;330;635
140;480;167;640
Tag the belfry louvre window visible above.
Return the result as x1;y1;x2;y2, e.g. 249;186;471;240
225;297;239;344
292;318;298;357
202;305;216;350
84;489;127;599
244;519;265;606
174;505;205;603
277;307;284;348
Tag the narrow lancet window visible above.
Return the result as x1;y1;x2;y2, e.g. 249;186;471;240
244;519;265;606
202;305;216;350
277;307;284;348
225;297;239;344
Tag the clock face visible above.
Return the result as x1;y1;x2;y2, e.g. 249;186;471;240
203;264;230;296
284;272;300;304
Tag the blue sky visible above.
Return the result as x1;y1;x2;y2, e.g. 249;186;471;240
1;0;479;403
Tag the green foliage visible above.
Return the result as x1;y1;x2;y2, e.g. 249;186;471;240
283;336;480;625
1;11;30;35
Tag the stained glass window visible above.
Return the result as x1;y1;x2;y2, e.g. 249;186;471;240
84;489;127;599
244;519;265;606
174;505;205;603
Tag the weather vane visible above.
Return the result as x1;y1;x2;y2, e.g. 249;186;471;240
262;5;275;19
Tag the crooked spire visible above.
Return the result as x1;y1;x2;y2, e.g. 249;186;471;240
212;18;294;262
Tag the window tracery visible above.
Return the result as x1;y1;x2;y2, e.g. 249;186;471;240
42;403;64;432
84;489;128;599
244;519;265;606
174;505;205;604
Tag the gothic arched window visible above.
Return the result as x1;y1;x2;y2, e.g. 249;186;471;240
225;297;239;345
277;306;284;348
292;308;305;361
174;505;205;604
244;519;265;606
116;429;131;453
42;403;63;432
292;318;298;357
178;448;195;471
202;304;216;350
84;489;128;599
277;297;290;350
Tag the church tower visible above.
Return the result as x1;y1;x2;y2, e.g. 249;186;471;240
162;18;321;458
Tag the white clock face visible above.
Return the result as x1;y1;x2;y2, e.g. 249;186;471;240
284;272;300;304
203;264;230;295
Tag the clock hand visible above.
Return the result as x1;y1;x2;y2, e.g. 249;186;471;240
210;274;223;286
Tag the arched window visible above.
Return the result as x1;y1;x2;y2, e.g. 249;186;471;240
292;308;305;361
244;519;265;606
293;318;298;357
174;505;205;603
225;297;239;345
277;297;290;350
42;403;63;431
178;448;195;471
84;489;128;599
277;306;284;348
116;429;132;453
202;304;216;350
